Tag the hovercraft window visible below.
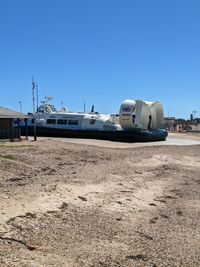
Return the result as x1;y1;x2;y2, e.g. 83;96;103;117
89;119;96;125
57;119;68;125
47;119;56;124
68;120;79;125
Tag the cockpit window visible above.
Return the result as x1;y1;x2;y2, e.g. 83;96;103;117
49;105;57;112
37;104;57;113
38;107;44;113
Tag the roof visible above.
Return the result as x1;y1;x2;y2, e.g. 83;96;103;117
0;106;28;119
164;117;176;120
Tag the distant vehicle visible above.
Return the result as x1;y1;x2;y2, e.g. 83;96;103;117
20;98;168;142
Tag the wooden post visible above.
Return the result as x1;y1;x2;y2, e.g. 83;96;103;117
25;118;28;140
32;77;37;141
17;118;20;140
9;119;13;142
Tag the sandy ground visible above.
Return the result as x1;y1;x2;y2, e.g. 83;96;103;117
0;133;200;267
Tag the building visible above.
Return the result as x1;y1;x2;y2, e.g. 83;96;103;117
164;117;176;131
164;117;193;132
0;106;28;141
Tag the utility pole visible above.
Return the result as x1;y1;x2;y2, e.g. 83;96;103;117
192;111;197;125
32;77;37;141
36;84;39;111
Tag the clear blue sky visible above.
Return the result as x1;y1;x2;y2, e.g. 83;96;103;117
0;0;200;118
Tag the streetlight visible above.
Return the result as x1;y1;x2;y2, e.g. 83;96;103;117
18;101;22;113
192;111;197;119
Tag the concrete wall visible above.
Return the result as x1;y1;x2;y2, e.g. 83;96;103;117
191;125;200;131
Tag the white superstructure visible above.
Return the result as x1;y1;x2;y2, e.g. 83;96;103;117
27;98;164;132
28;98;121;131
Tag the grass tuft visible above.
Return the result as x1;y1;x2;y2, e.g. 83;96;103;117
1;155;15;160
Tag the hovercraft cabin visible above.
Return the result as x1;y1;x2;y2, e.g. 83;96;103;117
0;106;28;141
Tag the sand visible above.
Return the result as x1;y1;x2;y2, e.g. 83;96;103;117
0;133;200;267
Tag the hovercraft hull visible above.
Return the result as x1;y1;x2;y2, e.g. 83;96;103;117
21;126;168;142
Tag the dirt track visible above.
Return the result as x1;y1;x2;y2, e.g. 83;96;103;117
0;134;200;266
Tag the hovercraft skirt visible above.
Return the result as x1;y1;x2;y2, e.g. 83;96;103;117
21;126;168;143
